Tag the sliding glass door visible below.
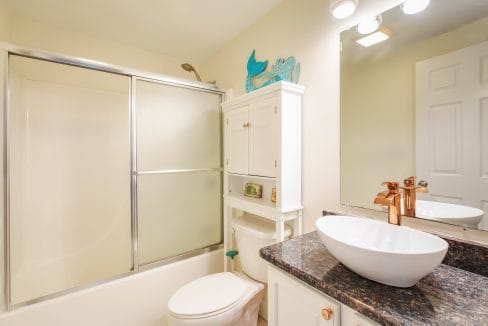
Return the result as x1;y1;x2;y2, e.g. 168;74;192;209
6;55;223;307
135;80;222;265
9;55;132;304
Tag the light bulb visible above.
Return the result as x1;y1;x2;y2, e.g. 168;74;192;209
330;0;358;19
402;0;430;15
357;15;382;35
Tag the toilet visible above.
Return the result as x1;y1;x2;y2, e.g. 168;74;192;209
167;214;291;326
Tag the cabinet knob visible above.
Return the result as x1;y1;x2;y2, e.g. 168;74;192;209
242;122;250;128
321;307;333;320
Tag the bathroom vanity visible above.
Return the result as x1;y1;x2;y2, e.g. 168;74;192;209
260;232;488;326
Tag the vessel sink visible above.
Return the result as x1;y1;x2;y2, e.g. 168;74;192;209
316;216;448;287
414;200;484;228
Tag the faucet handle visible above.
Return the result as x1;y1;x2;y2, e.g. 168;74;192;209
417;180;429;193
403;176;416;187
418;180;428;188
381;181;399;194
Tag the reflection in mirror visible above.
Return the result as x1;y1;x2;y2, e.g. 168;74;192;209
340;0;488;230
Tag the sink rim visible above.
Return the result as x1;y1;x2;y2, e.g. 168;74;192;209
415;200;484;219
316;215;448;256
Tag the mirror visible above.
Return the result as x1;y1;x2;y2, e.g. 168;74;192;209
341;0;488;230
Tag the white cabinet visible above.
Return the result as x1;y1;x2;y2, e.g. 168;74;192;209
268;266;340;326
268;266;380;326
225;99;277;177
222;81;305;250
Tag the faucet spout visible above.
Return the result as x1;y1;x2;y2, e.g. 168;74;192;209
374;182;401;225
373;191;392;206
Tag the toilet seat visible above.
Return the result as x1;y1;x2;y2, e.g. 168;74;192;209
168;272;252;319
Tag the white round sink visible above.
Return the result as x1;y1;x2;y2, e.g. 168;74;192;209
414;200;484;228
316;216;448;288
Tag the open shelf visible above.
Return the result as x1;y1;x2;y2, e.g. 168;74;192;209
227;172;276;181
224;194;279;220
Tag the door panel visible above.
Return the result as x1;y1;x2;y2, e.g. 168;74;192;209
9;55;132;304
416;40;488;229
136;80;221;171
137;172;222;265
225;106;249;174
249;99;277;177
135;79;223;265
268;267;340;326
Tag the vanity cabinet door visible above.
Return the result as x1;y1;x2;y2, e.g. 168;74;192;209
225;105;249;174
268;267;341;326
248;98;277;177
341;304;380;326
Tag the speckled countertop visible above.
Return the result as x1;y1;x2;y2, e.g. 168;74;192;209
260;232;488;326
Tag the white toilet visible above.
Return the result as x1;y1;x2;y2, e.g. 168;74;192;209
167;214;291;326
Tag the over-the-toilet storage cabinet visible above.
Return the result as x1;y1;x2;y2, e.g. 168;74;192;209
222;81;305;262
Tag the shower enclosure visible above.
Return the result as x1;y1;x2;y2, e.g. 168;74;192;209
2;46;223;309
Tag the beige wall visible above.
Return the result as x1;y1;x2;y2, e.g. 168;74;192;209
0;49;5;313
0;6;9;41
342;16;488;210
3;14;198;79
201;0;404;232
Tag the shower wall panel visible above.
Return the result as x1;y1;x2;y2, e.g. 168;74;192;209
9;56;132;304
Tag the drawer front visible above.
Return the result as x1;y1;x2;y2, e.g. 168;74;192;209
268;266;341;326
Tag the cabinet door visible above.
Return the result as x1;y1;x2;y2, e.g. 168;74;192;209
268;267;341;326
249;98;277;177
341;304;380;326
225;105;249;174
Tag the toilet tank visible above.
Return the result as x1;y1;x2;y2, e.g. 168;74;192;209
233;214;291;283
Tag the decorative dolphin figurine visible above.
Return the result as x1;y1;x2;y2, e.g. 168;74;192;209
245;50;300;93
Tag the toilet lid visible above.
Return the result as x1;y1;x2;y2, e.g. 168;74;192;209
168;272;249;317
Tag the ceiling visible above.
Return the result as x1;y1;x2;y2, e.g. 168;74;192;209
3;0;283;63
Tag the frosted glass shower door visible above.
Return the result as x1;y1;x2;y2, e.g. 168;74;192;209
135;80;222;265
9;56;132;304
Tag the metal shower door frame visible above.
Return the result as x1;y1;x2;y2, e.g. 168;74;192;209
1;43;224;310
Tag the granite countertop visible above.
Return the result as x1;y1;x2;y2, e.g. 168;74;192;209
260;232;488;326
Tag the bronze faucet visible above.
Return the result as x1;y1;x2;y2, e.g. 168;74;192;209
401;176;429;217
374;182;401;225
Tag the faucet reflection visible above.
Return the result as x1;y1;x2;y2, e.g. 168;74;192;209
401;176;429;217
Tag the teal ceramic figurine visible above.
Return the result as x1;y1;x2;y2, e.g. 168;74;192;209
245;50;300;93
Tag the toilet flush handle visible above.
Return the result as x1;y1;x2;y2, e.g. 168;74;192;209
225;250;239;260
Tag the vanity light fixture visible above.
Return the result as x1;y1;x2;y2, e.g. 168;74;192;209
402;0;430;15
357;15;382;35
330;0;358;19
355;29;390;47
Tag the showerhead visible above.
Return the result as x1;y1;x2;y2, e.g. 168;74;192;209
181;63;202;81
181;63;195;72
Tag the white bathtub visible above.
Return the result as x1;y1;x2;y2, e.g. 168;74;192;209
0;249;223;326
